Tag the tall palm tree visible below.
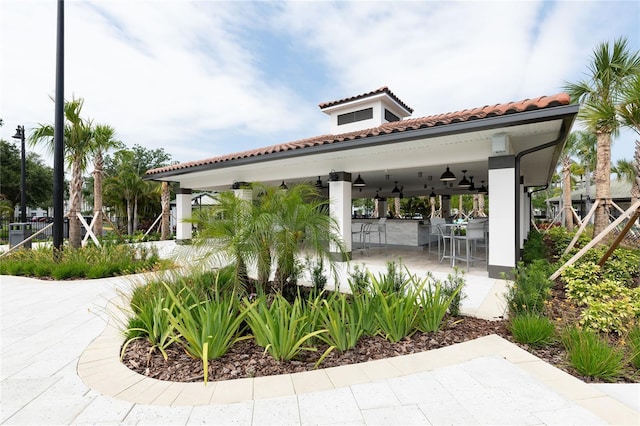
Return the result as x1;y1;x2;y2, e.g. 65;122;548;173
160;181;171;240
91;124;121;238
564;37;640;237
612;158;640;206
574;131;597;208
29;97;94;248
559;132;582;231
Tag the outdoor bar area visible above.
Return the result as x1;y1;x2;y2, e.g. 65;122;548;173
145;87;579;279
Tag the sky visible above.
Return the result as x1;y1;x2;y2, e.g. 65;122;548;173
1;0;639;168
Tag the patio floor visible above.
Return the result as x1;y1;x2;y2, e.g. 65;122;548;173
1;241;638;425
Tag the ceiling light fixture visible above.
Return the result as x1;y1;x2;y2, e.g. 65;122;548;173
468;176;475;191
429;187;436;198
391;181;400;193
458;170;471;188
279;181;288;190
440;165;456;181
353;174;366;187
478;181;488;194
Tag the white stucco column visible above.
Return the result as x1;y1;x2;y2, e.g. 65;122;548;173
329;171;352;261
233;188;253;202
520;181;529;249
175;188;192;244
488;156;516;278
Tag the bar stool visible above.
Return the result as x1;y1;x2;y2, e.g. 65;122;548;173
376;218;387;248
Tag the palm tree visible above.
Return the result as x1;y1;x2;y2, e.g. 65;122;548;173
187;182;346;294
559;132;582;230
564;37;640;237
160;181;171;240
91;124;121;238
188;190;257;289
612;158;639;206
104;149;148;235
29;97;94;248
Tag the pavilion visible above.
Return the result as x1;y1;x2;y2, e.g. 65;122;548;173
146;87;578;279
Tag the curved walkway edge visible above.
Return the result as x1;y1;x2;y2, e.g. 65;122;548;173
77;295;639;424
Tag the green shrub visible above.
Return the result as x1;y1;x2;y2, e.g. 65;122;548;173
509;313;555;347
522;229;548;264
164;284;249;384
306;256;328;294
373;288;420;343
442;267;466;317
628;325;640;369
122;291;176;360
350;290;379;336
561;326;625;381
416;278;462;333
579;295;636;335
243;294;328;363
316;292;364;352
0;244;167;279
347;264;371;295
505;260;553;316
374;261;409;295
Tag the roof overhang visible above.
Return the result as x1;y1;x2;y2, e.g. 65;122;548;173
147;103;578;198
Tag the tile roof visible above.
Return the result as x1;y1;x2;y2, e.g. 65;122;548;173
146;93;571;176
318;86;414;113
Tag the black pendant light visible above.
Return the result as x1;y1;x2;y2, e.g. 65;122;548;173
458;170;471;188
315;176;324;189
440;165;456;181
391;181;400;193
429;187;436;198
279;180;288;190
478;180;488;194
353;174;366;187
468;176;476;191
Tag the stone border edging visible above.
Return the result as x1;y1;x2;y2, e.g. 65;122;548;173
77;296;639;424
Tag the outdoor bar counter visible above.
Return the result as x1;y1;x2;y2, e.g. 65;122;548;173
352;219;431;249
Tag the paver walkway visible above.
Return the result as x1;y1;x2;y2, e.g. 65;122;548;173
1;243;639;425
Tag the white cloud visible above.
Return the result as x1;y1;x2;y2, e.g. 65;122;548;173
1;0;638;165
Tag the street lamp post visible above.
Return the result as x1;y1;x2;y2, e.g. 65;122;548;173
11;125;27;222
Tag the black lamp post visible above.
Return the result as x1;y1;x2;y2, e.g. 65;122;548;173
12;125;27;222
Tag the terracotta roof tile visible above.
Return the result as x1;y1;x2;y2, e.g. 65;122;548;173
146;93;570;176
318;86;414;113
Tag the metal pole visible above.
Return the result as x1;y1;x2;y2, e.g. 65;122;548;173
53;0;65;252
20;126;26;222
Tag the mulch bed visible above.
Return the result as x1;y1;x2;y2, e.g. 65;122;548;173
120;313;638;384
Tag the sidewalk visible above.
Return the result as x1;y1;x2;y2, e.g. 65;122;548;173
1;244;639;425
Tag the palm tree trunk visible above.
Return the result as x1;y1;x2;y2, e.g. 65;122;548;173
126;199;133;235
69;160;83;248
93;151;104;238
133;197;139;232
633;140;640;207
160;181;171;240
562;158;574;231
593;132;612;237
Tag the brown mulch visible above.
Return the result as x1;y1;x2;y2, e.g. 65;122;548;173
120;311;638;385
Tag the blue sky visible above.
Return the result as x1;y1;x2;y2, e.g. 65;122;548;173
1;0;639;167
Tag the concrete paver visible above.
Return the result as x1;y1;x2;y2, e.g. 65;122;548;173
1;242;639;425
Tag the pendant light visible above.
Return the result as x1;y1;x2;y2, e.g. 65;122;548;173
478;181;488;194
440;165;456;181
353;174;366;187
391;181;400;193
468;176;476;191
458;170;471;188
279;181;288;190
